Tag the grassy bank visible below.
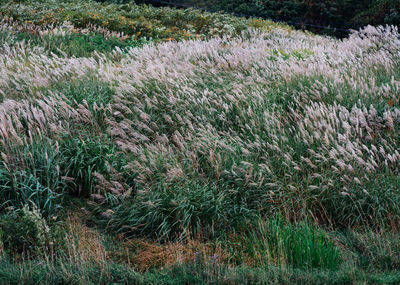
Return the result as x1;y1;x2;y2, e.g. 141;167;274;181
0;0;399;283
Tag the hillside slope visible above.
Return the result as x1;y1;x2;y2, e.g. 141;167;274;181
0;0;399;283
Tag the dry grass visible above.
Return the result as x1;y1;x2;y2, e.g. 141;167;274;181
64;212;108;266
63;209;228;272
107;238;227;272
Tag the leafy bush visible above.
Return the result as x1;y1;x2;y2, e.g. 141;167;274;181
0;205;54;256
145;0;399;35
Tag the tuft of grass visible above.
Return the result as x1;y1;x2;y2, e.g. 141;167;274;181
46;77;114;132
49;77;114;107
0;139;65;219
227;216;341;270
59;134;122;197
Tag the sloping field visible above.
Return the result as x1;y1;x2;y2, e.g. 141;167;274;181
0;0;399;283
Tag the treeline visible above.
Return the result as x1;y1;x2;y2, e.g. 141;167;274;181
130;0;400;34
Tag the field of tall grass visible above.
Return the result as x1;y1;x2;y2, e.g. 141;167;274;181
0;0;399;284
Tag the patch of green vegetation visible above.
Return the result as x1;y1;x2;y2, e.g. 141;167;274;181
59;134;124;197
0;0;285;42
268;48;314;61
0;252;400;284
227;216;340;270
342;230;400;271
107;180;254;240
0;140;65;219
0;0;398;283
48;77;114;130
0;205;65;258
0;30;150;57
50;77;114;107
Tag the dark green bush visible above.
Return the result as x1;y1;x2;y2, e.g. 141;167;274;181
0;205;58;256
136;0;399;34
351;0;400;27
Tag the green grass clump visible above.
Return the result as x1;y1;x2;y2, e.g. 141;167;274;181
47;77;114;130
106;180;255;240
59;135;123;197
52;78;114;107
0;140;65;219
342;230;400;271
227;216;340;270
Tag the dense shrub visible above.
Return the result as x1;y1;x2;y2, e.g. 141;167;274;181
352;0;400;27
0;205;58;256
139;0;399;34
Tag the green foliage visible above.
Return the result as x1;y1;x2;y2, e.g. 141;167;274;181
342;230;400;271
47;77;114;130
316;176;400;229
59;135;121;197
0;173;62;219
0;1;399;282
351;0;400;27
146;0;399;35
106;180;254;240
227;216;340;270
0;252;400;284
49;77;114;107
207;0;304;21
0;205;55;256
268;48;314;61
0;0;279;42
0;140;64;219
14;32;149;57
